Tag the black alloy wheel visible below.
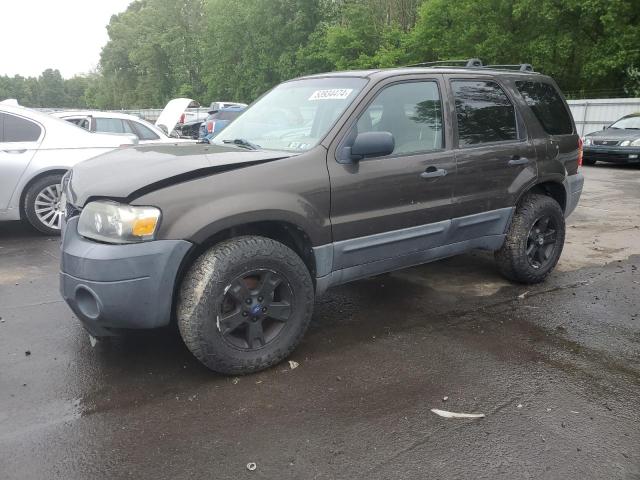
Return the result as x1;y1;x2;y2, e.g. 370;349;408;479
525;215;559;269
219;269;293;350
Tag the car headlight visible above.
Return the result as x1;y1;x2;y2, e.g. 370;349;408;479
632;138;640;147
583;137;592;146
620;140;631;146
78;201;161;244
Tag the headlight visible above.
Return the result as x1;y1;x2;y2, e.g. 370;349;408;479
78;201;161;243
620;140;631;146
632;138;640;146
583;137;592;146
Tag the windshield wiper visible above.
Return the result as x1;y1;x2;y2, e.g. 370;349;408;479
222;138;261;150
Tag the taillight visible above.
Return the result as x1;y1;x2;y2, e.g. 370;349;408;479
207;120;216;133
577;137;583;168
179;113;185;124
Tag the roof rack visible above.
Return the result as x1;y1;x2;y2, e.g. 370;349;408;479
486;63;534;72
403;58;535;72
405;58;483;68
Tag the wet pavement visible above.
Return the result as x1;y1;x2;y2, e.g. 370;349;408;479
1;164;639;479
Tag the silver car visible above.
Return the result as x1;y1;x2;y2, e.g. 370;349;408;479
0;101;136;234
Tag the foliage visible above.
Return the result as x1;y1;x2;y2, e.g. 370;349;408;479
2;0;639;107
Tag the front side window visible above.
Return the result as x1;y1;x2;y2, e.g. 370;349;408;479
352;81;443;155
211;77;367;152
516;81;573;135
94;118;125;134
1;113;42;143
452;80;518;147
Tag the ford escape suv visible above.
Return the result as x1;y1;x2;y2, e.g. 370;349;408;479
60;60;584;374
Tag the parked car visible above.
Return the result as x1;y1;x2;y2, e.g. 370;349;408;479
0;100;137;235
198;105;246;140
582;113;640;165
178;101;247;139
60;60;583;374
52;98;196;144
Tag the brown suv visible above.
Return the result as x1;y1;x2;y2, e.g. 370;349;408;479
60;60;584;374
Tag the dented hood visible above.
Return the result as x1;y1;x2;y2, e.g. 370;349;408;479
67;143;295;207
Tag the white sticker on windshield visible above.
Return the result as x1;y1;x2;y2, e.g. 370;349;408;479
308;89;353;101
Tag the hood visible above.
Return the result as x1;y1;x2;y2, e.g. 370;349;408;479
585;128;640;142
67;143;296;207
155;98;195;135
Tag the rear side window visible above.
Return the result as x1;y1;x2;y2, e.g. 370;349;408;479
516;81;573;135
131;121;160;140
452;80;518;146
1;113;42;142
94;118;125;134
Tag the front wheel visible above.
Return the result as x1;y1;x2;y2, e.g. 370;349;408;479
495;194;565;284
23;173;65;235
177;236;314;375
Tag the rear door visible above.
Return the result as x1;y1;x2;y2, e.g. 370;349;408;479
327;75;456;270
0;112;43;210
447;77;538;217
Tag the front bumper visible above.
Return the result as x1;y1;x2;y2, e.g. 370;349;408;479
583;146;640;164
563;172;584;218
59;217;192;336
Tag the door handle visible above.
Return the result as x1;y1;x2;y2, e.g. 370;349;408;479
508;156;529;166
2;149;27;154
420;167;447;179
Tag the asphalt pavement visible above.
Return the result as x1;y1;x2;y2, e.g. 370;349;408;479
1;164;639;479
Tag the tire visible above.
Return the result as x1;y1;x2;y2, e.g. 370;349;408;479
582;158;596;166
23;173;65;235
177;236;314;375
495;194;565;284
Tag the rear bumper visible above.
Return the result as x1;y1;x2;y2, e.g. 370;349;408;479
563;172;584;218
583;146;640;163
59;217;192;336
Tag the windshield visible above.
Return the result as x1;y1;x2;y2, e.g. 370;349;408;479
212;77;367;151
610;115;640;130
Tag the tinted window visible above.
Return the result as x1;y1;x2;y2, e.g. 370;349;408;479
1;113;42;142
210;111;242;121
516;81;573;135
131;121;160;140
355;81;443;155
94;118;125;133
452;80;518;146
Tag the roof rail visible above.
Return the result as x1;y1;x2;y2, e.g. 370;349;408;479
402;59;535;72
405;58;483;68
485;63;534;72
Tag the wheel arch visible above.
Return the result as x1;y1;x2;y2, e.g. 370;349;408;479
170;219;318;325
19;169;68;220
517;179;567;213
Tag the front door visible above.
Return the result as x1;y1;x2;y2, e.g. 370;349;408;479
327;76;456;271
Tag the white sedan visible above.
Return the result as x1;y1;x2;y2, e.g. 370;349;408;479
0;100;137;234
52;98;197;144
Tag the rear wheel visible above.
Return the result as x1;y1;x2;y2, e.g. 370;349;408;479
177;236;314;375
495;194;565;284
23;173;65;235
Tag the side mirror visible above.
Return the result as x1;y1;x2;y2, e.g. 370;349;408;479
350;131;395;161
602;126;606;130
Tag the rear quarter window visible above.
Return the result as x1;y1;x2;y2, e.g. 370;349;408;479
1;113;42;142
516;81;573;135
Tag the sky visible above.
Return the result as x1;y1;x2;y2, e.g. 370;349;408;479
0;0;133;79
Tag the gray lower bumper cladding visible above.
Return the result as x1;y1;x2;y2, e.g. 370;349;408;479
59;217;192;336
